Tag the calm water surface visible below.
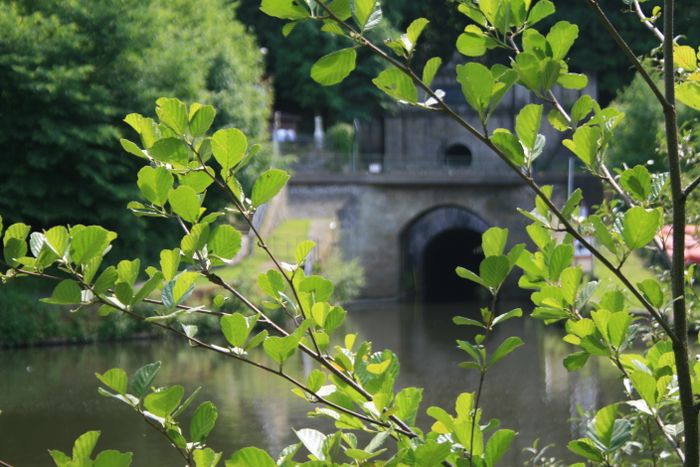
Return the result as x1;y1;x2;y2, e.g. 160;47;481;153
0;302;622;466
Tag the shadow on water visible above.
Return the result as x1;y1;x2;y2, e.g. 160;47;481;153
0;301;622;465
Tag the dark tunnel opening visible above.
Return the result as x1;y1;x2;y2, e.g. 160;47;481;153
421;228;483;302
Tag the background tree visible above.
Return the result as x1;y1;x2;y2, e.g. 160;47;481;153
236;0;400;126
0;0;270;260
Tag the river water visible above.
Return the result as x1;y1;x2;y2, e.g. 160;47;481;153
0;301;621;466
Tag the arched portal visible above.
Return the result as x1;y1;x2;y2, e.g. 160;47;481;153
401;206;488;302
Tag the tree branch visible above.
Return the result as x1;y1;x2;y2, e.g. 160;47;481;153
632;0;665;43
683;174;700;199
585;0;671;111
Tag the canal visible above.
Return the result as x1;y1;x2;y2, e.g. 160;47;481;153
0;301;621;465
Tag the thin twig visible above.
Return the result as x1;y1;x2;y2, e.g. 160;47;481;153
632;0;665;42
683;174;700;199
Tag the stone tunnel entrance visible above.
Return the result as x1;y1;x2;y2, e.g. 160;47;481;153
401;206;488;302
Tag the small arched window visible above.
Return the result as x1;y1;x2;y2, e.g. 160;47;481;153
445;144;472;167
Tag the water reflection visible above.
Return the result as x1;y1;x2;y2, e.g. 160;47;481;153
0;302;621;465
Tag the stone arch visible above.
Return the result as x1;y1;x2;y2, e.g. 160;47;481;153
400;205;489;302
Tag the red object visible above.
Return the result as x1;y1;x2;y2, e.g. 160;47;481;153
659;225;700;264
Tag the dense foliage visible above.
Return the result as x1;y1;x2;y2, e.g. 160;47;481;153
0;0;270;259
2;0;700;466
237;1;397;124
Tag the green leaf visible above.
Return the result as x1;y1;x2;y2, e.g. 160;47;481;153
629;370;657;406
546;21;578;60
325;306;347;333
564;351;589;371
70;226;112;265
562;188;583;218
245;330;268;351
295;240;316;263
220;313;258;348
310;48;357;86
593;403;619;447
422;57;442;86
117;259;140;288
160;248;181;282
478;0;509;32
482;227;508;257
456;25;495;57
620;165;652;202
295;428;326;460
258;270;286;297
516;104;543;150
560;267;582;305
137;166;173;207
120;138;148;160
180;171;214;193
169;185;202;223
489;336;524;367
674;45;698;71
480;255;510;290
94;450;133;467
622;207;662;249
567;438;604;462
571;95;595;125
144;385;185;418
190;401;218;443
189;104;217;137
225;447;275;467
212;128;248;174
45;226;68;257
638;279;664;308
548;108;570;131
95;368;128;395
131;361;162;399
148;138;190;166
259;0;308;20
251;169;290;207
372;66;418;103
492;307;523;326
42;279;82;305
328;0;352;20
549;244;573;281
299;275;334;302
491;129;525;165
394;387;423;426
352;0;382;30
193;448;222;467
677;81;700;110
456;62;493;118
453;316;486;328
156;97;188;135
527;0;555;25
558;73;588;90
93;267;118;295
208;225;242;261
456;266;486;288
263;335;299;365
72;430;101;460
484;429;516;467
563;126;600;166
402;17;429;53
607;312;632;348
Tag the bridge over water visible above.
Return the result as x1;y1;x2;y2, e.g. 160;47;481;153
281;80;601;300
287;168;601;301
